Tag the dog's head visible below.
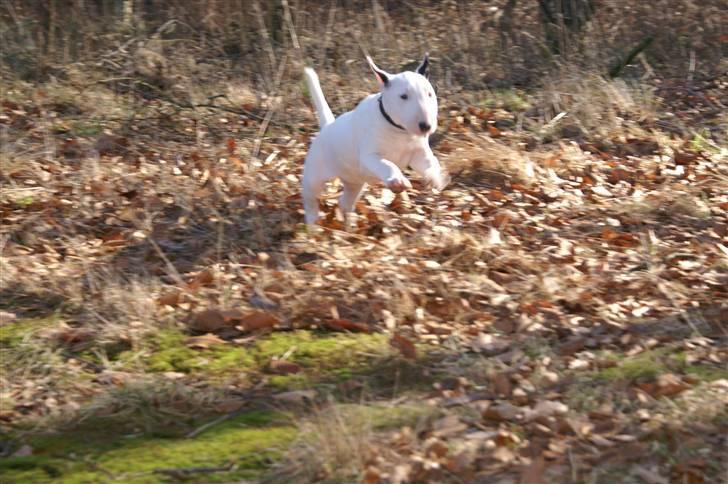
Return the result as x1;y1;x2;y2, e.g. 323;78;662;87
367;54;437;137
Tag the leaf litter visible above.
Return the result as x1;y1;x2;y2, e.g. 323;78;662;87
1;65;726;483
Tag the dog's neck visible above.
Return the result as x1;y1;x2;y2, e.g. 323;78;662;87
377;95;406;132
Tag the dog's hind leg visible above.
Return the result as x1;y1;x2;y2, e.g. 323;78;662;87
339;181;366;215
338;181;366;227
302;178;325;225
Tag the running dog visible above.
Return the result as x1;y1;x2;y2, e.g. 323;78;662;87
301;54;448;225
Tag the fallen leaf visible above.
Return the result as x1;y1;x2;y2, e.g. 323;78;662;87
431;414;468;438
189;308;230;332
630;465;669;484
186;269;214;290
214;399;246;414
157;290;181;306
520;455;546;484
324;318;372;333
558;336;586;356
362;467;382;484
185;333;226;349
483;402;522;422
0;311;17;325
490;372;512;397
273;390;316;405
12;445;33;457
269;359;302;375
492;446;516;463
55;327;96;345
226;138;237;155
390;333;417;360
638;373;692;398
238;310;280;332
523;400;569;422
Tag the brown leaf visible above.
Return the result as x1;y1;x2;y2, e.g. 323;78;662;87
523;401;569;422
12;445;33;458
226;138;237;155
490;372;512;397
630;465;669;484
638;373;692;398
558;336;586;356
55;327;96;345
157;290;181;306
269;359;302;375
362;467;382;484
214;399;246;414
238;310;280;332
446;449;476;478
390;333;417;360
186;269;214;291
0;310;18;326
185;333;226;349
189;308;230;332
426;438;449;458
431;414;468;438
673;150;699;165
483;402;523;422
273;389;316;405
520;455;546;484
325;319;372;333
94;133;128;155
101;231;126;247
492;446;516;463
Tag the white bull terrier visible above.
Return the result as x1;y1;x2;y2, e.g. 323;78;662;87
301;54;449;225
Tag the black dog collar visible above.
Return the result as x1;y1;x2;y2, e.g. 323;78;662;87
378;95;406;131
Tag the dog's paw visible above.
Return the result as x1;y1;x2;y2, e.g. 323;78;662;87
386;175;412;193
424;168;450;191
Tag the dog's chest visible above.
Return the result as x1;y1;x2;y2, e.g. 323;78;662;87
378;137;418;169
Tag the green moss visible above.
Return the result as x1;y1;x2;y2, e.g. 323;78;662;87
128;329;388;384
253;331;388;369
480;89;531;112
0;315;59;347
69;121;103;137
595;348;671;382
341;403;434;431
594;349;728;384
2;411;296;483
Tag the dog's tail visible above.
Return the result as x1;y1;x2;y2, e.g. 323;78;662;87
303;67;335;129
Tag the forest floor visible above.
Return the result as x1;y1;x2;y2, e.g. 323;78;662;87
1;61;727;483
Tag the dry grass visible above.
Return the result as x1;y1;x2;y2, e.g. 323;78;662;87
1;2;726;482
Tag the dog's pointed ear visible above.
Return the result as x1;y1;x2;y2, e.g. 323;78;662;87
416;52;430;77
366;56;390;87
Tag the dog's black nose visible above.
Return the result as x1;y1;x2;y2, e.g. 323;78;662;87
418;121;431;133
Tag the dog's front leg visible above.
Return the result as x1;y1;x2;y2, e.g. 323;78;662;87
360;153;412;193
411;145;449;191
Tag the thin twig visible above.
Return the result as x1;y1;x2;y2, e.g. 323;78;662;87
153;464;235;477
251;53;289;164
185;405;248;438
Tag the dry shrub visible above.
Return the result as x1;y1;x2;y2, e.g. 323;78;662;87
537;68;658;141
53;378;225;434
270;406;375;482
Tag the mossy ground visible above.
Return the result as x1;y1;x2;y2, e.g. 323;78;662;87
0;411;296;483
1;318;438;483
566;347;728;412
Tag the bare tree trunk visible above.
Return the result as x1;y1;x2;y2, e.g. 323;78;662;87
123;0;134;26
47;0;57;54
539;0;594;57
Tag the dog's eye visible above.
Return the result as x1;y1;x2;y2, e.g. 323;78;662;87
400;94;408;100
428;92;433;97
